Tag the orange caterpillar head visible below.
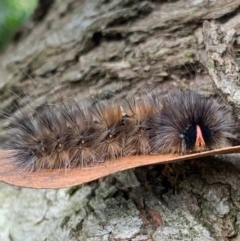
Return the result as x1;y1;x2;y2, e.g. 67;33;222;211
147;90;239;154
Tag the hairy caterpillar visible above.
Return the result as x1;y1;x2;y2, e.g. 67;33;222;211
3;89;240;171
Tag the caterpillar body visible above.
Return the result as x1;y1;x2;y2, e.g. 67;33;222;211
3;89;240;171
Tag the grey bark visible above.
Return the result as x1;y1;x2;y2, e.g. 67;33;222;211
0;0;240;240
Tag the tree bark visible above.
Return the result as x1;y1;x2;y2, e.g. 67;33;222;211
0;0;240;240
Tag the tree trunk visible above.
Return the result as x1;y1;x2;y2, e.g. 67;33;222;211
0;0;240;240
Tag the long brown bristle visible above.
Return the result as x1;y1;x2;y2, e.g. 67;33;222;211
121;93;158;156
90;99;124;161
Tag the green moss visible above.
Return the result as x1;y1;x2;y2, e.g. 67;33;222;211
0;0;37;48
